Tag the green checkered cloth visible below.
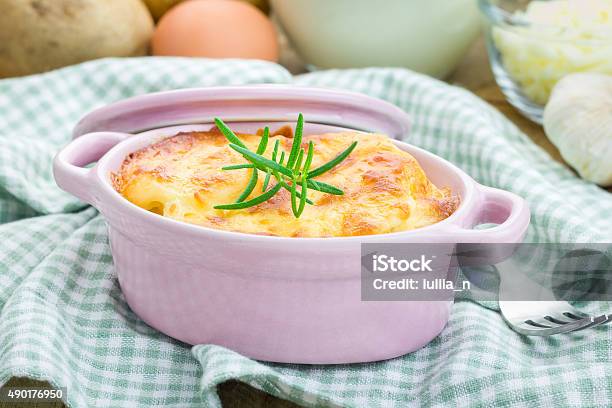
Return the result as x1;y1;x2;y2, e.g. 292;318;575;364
1;58;611;407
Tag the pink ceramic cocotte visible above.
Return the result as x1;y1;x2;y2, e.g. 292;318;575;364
53;86;530;364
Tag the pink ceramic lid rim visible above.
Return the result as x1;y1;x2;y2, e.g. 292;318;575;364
72;85;411;140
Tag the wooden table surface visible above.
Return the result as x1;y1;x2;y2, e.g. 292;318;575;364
1;35;603;408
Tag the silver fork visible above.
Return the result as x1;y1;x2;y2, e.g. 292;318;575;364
497;258;612;336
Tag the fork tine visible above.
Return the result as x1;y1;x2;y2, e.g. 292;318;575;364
511;315;603;336
561;311;590;320
569;314;612;333
527;315;572;327
524;320;552;328
546;308;595;323
543;314;576;325
507;313;612;336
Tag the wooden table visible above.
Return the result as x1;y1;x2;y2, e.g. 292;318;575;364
0;35;600;408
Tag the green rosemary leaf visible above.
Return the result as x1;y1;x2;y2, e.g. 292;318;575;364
308;141;357;178
256;127;269;154
232;125;266;201
307;179;344;195
262;139;281;192
286;113;303;168
279;179;313;205
235;168;258;203
215;183;282;210
293;148;305;172
262;172;272;192
303;141;314;173
290;175;298;217
229;144;293;178
272;139;280;160
296;174;308;217
271;170;313;205
295;141;314;217
222;164;253;171
214;118;246;148
275;145;337;201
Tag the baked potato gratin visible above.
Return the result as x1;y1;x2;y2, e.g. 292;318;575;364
112;127;459;237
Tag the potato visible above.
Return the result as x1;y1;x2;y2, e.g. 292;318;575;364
0;0;154;78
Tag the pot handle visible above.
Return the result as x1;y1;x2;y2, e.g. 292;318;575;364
451;184;530;243
53;132;130;205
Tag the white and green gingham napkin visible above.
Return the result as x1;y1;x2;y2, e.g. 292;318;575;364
1;58;611;407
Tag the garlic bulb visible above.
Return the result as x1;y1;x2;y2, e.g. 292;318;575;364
543;73;612;186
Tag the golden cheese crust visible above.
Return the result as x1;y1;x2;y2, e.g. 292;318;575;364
112;128;459;237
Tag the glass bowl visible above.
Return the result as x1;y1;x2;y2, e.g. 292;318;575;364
479;0;612;124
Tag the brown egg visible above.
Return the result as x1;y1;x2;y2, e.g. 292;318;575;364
152;0;278;61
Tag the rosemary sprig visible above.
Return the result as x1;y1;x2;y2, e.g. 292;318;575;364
233;127;269;203
295;141;314;217
262;139;280;192
213;114;357;218
286;113;304;168
308;141;357;178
